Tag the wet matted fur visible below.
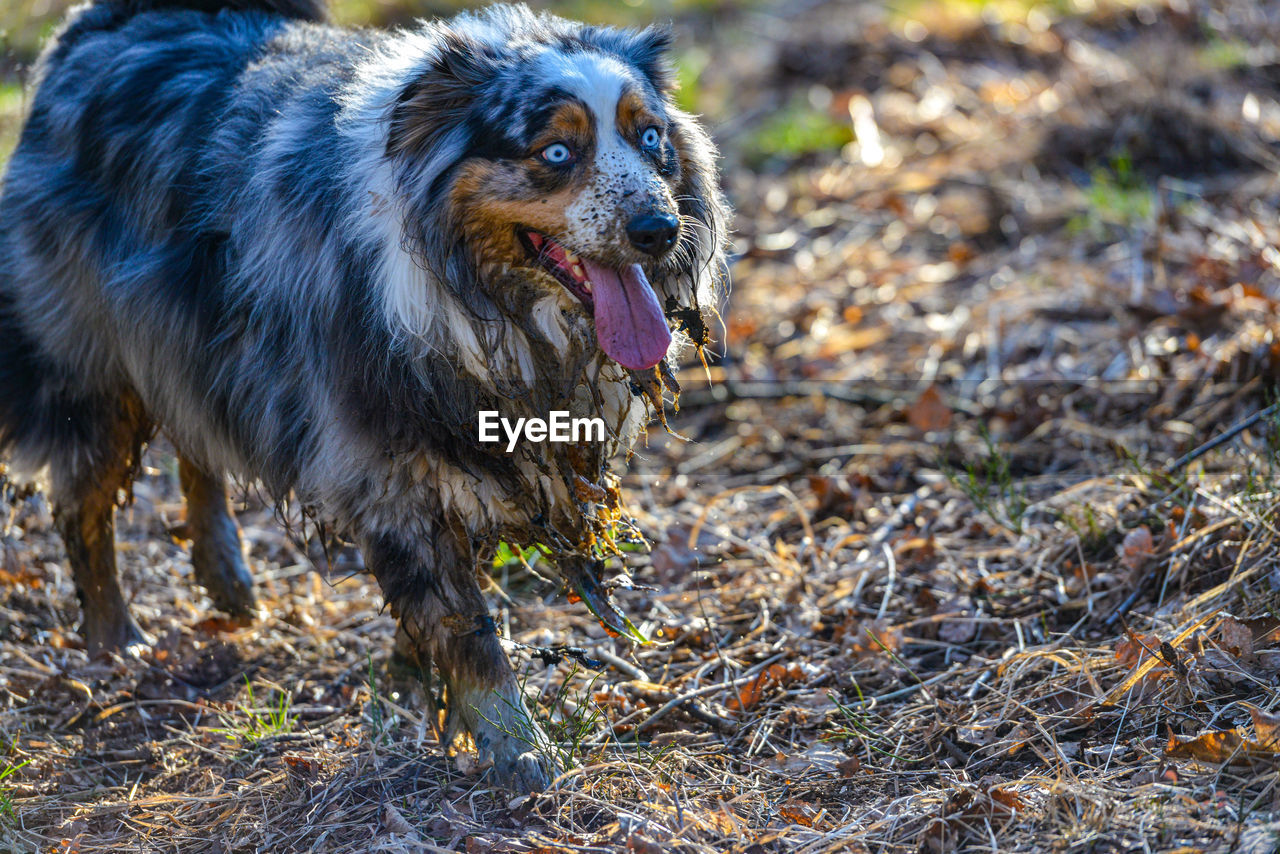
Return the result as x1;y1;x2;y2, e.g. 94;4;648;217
0;0;727;789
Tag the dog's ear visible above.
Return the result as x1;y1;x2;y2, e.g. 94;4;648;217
388;29;495;159
580;25;674;93
664;107;730;314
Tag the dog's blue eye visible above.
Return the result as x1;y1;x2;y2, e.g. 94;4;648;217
541;143;573;164
640;127;662;149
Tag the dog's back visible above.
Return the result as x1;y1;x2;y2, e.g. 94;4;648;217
0;0;364;481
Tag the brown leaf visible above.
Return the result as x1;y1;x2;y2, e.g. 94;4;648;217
937;595;978;644
989;787;1026;811
907;385;952;433
283;753;320;778
625;835;664;854
1243;702;1280;749
1242;616;1280;648
807;474;856;517
192;616;250;636
649;540;701;579
837;755;862;777
921;783;1024;853
778;800;821;828
383;803;416;836
836;618;902;658
1219;617;1256;660
896;536;936;562
948;242;975;264
1165;727;1248;763
727;663;805;711
1164;724;1280;765
1119;526;1154;571
1115;630;1164;669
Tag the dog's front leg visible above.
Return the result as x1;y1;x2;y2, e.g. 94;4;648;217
358;528;556;791
178;458;256;617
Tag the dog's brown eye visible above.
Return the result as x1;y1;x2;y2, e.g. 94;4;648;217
540;142;573;165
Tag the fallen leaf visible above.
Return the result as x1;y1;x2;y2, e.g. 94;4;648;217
1242;616;1280;648
896;536;936;562
989;787;1026;811
837;755;862;776
192;616;250;635
283;753;320;778
1243;703;1280;749
383;803;416;837
1218;616;1255;660
1115;630;1165;670
1193;647;1251;687
908;385;952;433
1165;724;1280;765
921;782;1024;853
1119;526;1154;571
948;242;975;264
808;475;858;517
1165;728;1247;763
727;663;805;711
626;835;664;854
778;800;821;828
834;618;902;658
937;596;978;645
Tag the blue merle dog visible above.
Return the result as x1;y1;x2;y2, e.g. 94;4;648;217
0;0;727;789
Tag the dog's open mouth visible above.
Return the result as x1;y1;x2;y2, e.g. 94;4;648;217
521;230;671;371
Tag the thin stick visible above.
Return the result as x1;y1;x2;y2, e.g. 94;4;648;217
1166;402;1279;474
876;542;897;621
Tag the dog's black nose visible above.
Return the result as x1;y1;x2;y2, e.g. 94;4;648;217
626;213;680;257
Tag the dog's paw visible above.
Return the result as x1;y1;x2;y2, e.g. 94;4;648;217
504;748;556;793
463;693;560;792
190;522;257;616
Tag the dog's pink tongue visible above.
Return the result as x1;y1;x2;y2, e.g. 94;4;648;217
582;259;671;371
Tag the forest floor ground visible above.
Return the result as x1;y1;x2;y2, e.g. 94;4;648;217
5;0;1280;850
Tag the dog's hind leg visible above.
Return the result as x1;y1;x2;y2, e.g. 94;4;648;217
358;527;556;792
47;393;153;656
178;458;255;616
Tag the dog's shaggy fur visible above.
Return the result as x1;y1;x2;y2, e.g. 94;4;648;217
0;0;727;789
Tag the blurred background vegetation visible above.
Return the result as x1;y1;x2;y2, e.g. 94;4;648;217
0;0;1156;171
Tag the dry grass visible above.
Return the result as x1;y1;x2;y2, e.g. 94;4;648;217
6;0;1280;851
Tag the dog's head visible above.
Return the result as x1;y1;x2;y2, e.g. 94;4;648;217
382;5;728;373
